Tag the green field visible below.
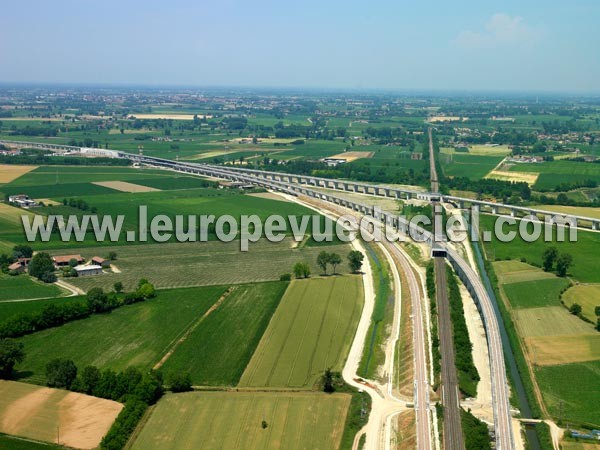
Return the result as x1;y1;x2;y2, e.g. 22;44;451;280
0;274;64;301
536;360;600;427
441;154;504;179
240;276;363;389
15;285;226;383
3;183;342;251
60;240;352;291
502;277;571;309
161;281;288;385
514;307;592;337
0;434;64;450
507;160;600;190
481;215;600;283
562;284;600;322
358;243;394;380
131;391;351;450
0;296;84;322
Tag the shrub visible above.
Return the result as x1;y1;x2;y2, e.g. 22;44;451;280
100;399;148;450
168;372;193;392
279;273;291;281
46;358;77;389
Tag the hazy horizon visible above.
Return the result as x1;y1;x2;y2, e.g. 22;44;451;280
1;0;599;92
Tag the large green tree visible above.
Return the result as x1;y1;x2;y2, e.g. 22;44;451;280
329;253;342;274
28;252;56;282
556;253;573;277
347;250;365;273
317;251;330;275
46;358;78;389
0;339;25;379
542;247;558;272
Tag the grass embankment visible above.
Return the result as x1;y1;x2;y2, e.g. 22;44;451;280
446;266;480;398
395;257;415;397
339;390;372;450
357;243;393;380
483;257;542;418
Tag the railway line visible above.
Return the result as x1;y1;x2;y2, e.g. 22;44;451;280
429;128;466;450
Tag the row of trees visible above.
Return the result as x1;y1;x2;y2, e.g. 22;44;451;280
41;358;168;450
291;250;365;279
542;247;573;277
0;280;156;339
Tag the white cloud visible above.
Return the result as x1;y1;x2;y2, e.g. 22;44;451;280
454;13;540;48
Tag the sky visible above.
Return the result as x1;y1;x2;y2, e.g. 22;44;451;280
1;0;599;92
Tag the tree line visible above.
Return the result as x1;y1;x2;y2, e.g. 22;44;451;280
289;250;364;280
0;280;156;339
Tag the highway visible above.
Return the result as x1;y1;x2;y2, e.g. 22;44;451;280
1;138;515;449
429;128;466;450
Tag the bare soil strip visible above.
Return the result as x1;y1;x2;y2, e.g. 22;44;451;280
0;164;37;183
329;151;374;162
92;181;160;193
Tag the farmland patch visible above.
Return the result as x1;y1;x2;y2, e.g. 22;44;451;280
0;380;122;449
130;391;350;450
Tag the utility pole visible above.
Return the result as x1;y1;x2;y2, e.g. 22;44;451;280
559;399;563;425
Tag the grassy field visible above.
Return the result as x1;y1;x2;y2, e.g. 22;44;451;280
61;240;352;291
507;160;600;190
493;260;557;284
131;391;351;450
440;153;504;179
0;296;84;322
536;360;600;427
0;434;65;450
358;243;394;380
494;258;600;426
514;307;592;337
526;334;600;365
15;286;226;383
502;277;571;309
0;380;122;449
239;276;363;389
481;215;600;283
0;274;64;301
562;284;600;322
160;281;288;386
441;145;511;156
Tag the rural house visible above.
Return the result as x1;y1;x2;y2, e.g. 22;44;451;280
91;256;110;268
53;254;84;267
